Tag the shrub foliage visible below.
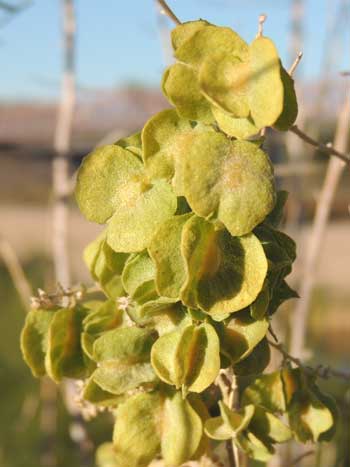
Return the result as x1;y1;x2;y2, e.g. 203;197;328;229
21;19;337;466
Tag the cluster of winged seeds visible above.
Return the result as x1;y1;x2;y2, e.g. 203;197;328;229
20;20;337;467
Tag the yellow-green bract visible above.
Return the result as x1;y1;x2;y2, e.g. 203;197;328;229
164;20;298;137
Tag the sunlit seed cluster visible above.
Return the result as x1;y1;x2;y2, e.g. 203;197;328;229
20;19;337;467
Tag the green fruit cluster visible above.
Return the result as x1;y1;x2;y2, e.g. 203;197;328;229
20;19;337;467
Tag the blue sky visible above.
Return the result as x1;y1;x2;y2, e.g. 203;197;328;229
0;0;349;100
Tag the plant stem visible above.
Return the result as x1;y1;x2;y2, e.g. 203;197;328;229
287;125;350;165
289;52;303;76
226;439;237;467
268;339;350;381
216;370;241;467
156;0;181;25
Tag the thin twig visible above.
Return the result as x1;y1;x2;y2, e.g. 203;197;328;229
290;449;315;466
268;339;350;381
288;125;350;165
226;440;236;467
215;369;241;467
268;325;279;343
256;14;267;38
229;375;240;467
0;235;32;309
157;0;181;25
289;51;303;76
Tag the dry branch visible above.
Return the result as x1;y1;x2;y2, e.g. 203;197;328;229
268;340;350;381
288;125;350;165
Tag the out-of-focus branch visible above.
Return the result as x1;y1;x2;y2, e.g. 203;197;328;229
51;1;93;464
52;0;75;288
46;1;77;464
0;235;32;309
289;87;350;358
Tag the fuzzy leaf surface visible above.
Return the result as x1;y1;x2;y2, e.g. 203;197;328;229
161;391;203;466
148;213;192;298
112;392;163;467
162;63;214;123
45;306;89;382
20;309;56;377
174;132;275;236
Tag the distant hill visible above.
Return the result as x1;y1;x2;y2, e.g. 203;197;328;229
0;85;168;150
0;77;345;151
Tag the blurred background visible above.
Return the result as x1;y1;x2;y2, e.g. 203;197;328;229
0;1;349;466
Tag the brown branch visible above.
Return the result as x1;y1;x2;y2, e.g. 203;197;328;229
288;125;350;165
215;369;241;467
226;440;237;467
268;340;350;381
156;0;181;25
